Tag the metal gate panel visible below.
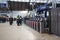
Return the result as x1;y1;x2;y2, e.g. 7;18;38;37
57;8;60;36
51;8;60;36
51;8;58;35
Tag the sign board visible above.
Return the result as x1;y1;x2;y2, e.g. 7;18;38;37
0;3;7;8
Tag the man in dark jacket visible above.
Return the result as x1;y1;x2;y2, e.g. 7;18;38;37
9;16;13;25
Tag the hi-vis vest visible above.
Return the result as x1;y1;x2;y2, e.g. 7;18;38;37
17;16;22;19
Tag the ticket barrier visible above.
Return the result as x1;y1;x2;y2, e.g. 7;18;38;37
34;21;36;30
26;20;29;26
30;21;34;28
33;21;40;32
30;21;32;27
33;21;35;30
29;21;31;27
32;21;34;29
25;20;27;24
36;22;40;32
25;20;47;33
33;21;45;33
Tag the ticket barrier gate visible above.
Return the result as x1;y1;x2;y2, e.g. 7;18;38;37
33;21;44;33
25;20;48;33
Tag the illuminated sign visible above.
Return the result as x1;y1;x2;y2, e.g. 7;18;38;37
0;3;7;8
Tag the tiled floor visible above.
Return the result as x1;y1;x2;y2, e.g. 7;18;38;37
0;21;60;40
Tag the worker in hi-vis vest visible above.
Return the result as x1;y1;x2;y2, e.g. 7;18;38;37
17;15;22;26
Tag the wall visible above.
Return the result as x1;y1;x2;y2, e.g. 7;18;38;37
51;7;60;36
12;11;28;18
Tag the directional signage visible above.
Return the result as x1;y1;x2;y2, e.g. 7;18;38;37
0;3;7;8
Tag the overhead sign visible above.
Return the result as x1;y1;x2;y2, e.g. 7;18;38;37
37;5;50;11
0;3;7;8
40;6;46;10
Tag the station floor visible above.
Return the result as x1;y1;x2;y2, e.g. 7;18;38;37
0;21;60;40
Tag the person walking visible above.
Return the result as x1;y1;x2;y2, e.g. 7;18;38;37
17;15;22;26
9;16;13;25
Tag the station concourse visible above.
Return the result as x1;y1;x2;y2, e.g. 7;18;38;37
0;0;60;40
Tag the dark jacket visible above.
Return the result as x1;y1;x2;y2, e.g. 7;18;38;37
9;17;13;22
